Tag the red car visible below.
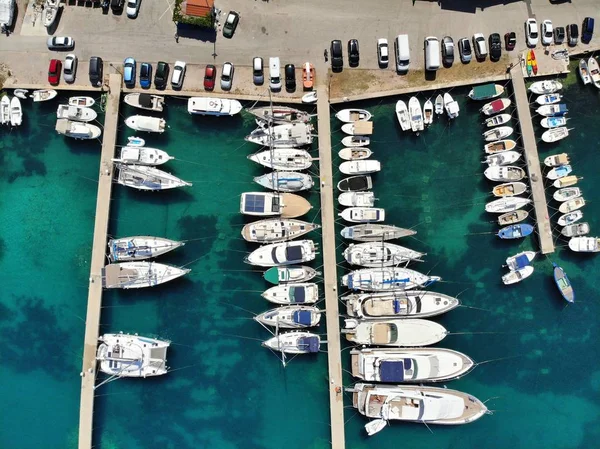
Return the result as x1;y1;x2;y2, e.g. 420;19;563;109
204;64;216;91
48;59;62;85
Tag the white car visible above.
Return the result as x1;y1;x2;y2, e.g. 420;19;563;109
542;20;553;45
63;54;78;84
526;18;539;47
46;36;74;50
472;33;487;59
377;38;389;68
171;61;186;89
126;0;139;18
221;62;234;91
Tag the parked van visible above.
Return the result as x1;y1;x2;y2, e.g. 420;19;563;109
424;36;440;71
582;17;594;44
269;57;282;92
394;34;410;73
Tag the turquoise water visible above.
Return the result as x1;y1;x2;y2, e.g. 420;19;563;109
2;64;600;449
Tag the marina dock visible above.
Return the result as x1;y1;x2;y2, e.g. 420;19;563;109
316;80;346;449
510;67;555;254
78;74;122;449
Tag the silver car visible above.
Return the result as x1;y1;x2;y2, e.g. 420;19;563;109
221;62;234;91
171;61;186;89
253;57;264;85
63;54;78;83
47;36;74;50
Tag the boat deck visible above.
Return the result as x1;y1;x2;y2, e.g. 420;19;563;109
510;66;555;254
281;193;312;218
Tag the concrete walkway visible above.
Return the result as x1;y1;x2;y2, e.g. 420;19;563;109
510;67;555;254
316;77;345;449
78;73;121;449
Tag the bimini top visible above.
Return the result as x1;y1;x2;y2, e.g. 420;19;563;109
274;245;303;265
513;254;531;270
297;336;320;353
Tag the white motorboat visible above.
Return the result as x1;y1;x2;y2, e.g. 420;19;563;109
484;139;517;154
31;89;57;102
248;105;311;124
124;93;165;112
423;99;433;125
480;98;511;116
115;164;192;190
340;224;416;242
337;175;373;192
342;136;370;147
557;210;583;227
350;383;487;434
553;187;581;202
343;242;424;267
187;97;242;116
344;290;459;319
13;89;28;99
341;122;373;136
485;196;531;213
102;262;190;288
263;265;319;284
241;219;320;244
484;113;511;127
559;198;585;214
343;318;447;347
546;164;572;180
262;331;320;354
544;153;569;167
56;104;97;122
536;104;568;117
484;166;526;182
245;239;317;267
336;108;372;123
529;80;563;94
127;136;145;147
43;0;59;28
395;100;411;131
261;283;319;305
502;266;534;285
505;251;536;271
338;192;375;207
468;83;504;100
113;146;173;166
542;127;570;143
248;148;312;171
341;267;440;291
434;94;444;115
561;222;590;237
553;175;579;189
408;96;423;132
55;119;101;139
302;92;318;104
108;236;184;262
254;171;314;192
69;96;95;107
10;96;22;126
239;192;312;218
340;160;381;175
541;117;568;129
339;207;385;223
125;115;166;133
0;96;10;125
444;93;459;119
97;333;170;377
350;347;474;383
245;122;314;148
535;93;562;105
492;182;527;197
483;126;513;142
579;58;592;85
254;306;321;328
483;150;521;166
498;210;529;226
588;57;600;88
339;147;372;160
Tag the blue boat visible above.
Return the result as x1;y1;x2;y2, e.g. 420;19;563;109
552;263;574;303
497;224;534;239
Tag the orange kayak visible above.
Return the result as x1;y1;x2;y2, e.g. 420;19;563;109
526;50;533;76
531;50;538;75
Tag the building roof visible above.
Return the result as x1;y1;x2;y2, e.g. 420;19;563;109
183;0;213;17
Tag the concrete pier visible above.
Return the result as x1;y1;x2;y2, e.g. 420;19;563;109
316;78;346;449
510;67;555;254
78;74;122;449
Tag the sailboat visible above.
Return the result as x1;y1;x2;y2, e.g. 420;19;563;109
408;97;423;132
247;105;311;124
341;267;440;291
97;333;170;377
115;164;192;190
262;331;320;354
395;100;411;131
485;196;531;213
108;236;184;262
240;192;312;218
241;219;320;244
343;242;424;267
254;171;314;192
553;263;574;303
248;148;312;171
340;224;416;242
102;262;190;288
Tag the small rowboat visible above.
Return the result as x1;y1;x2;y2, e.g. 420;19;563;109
541;117;568;129
558;198;585;214
484;139;516;154
561;222;590;237
483;126;513;142
484;113;511;127
553;263;574;303
557;210;583;227
497;224;534;240
14;89;28;99
486;196;531;214
544;153;568;167
502;266;534;285
483;150;521;166
553;187;581;202
553;175;579;189
492;182;527;197
339;148;373;161
302;92;318;104
546;165;572;180
542;127;571;143
498;210;528;226
127;136;146;147
535;94;562;105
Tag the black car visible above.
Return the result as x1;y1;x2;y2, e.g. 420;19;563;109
489;33;502;62
222;11;239;39
458;38;472;63
554;26;565;45
285;64;296;92
154;61;169;89
331;40;343;72
567;24;579;46
88;56;103;87
348;39;360;67
110;0;123;13
441;36;454;67
504;32;516;51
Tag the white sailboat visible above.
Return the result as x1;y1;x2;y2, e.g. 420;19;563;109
262;331;320;354
245;122;314;148
395;100;411;131
115;164;192;190
113;146;173;166
248;148;312;171
485;196;531;213
343;242;424;267
340;224;416;242
254;171;314;192
239;192;312;218
247;105;311;124
408;97;423;132
341;267;440;291
102;262;190;289
108;236;184;262
241;219;320;244
97;333;170;377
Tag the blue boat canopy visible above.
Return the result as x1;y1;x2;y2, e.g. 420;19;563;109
293;310;312;325
285;245;302;262
379;359;413;382
298;336;320;353
515;254;531;269
290;286;306;303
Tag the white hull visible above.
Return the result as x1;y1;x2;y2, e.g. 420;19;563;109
544;153;569;167
483;126;513;142
31;89;57;102
10;96;22;126
484;139;517;154
395;100;411;131
340;224;416;242
241;219;320;244
502;266;534;285
542;127;570;143
505;251;536;271
588;57;600;88
408;97;423;132
114;146;173;166
56;104;97;122
546;165;572;180
254;305;321;328
535;94;562;105
43;1;59;28
116;164;191;190
108;236;184;262
124;93;165;112
0;96;9;125
485;196;531;213
343;318;447;346
69;96;95;107
443;93;459;119
423;99;433;125
13;89;28;99
339;207;385;223
342;136;370;147
484;113;511;127
343;242;424;267
558;198;585;214
125;115;166;133
541;117;568;129
187;97;242;115
102;262;190;289
302;92;318;104
339;148;372;160
553;187;581;202
245;239;317;267
338;192;375;207
484;166;525;182
261;283;319;305
557;210;583;227
263;265;319;284
492;182;527;197
484;150;521;166
55;119;101;139
339;160;381;175
336;108;372;123
342;267;440;291
254;171;314;192
262;331;320;354
579;59;592;85
97;333;169;377
434;95;444;115
245;122;314;148
561;223;590;237
248;148;312;171
529;80;563;94
248;106;311;124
